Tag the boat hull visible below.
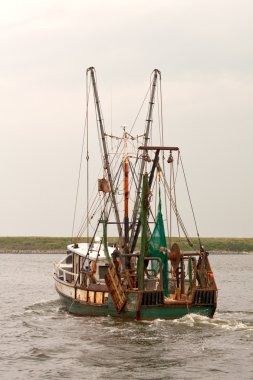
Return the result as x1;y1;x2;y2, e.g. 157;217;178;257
107;294;216;320
140;304;215;319
55;278;216;319
57;291;109;316
55;277;109;316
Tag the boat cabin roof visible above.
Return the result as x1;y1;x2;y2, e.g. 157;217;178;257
67;242;115;262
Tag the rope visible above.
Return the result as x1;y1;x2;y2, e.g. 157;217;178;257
172;160;181;239
77;158;124;241
157;75;169;239
169;159;172;247
71;73;91;240
179;153;202;249
92;87;104;167
86;73;90;240
74;162;104;239
161;170;193;248
129;81;152;135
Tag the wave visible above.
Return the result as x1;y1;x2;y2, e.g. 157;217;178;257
172;313;253;331
24;299;60;310
11;299;65;319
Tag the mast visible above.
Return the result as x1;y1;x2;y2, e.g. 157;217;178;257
137;173;149;290
130;149;160;253
87;67;123;244
129;69;160;251
123;130;129;255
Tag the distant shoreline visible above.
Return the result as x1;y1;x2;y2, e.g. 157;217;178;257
0;249;66;254
0;236;253;254
0;249;252;255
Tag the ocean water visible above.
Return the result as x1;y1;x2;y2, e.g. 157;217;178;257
0;253;252;380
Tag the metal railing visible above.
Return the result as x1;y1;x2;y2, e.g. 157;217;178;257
54;262;78;283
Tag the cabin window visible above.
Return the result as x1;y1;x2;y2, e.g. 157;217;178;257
66;253;73;264
99;265;109;279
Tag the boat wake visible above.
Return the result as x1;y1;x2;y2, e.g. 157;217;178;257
172;313;253;331
24;299;62;313
10;299;66;319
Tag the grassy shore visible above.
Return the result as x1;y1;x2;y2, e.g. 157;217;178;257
0;236;253;252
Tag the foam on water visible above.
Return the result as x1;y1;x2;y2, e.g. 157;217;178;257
172;313;253;331
25;298;61;310
22;300;253;334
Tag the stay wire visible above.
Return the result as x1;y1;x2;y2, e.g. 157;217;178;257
172;160;181;239
76;161;106;238
157;74;169;239
179;153;202;248
71;73;91;240
129;81;152;135
78;160;123;241
161;171;193;247
129;76;153;192
86;75;90;240
92;87;104;168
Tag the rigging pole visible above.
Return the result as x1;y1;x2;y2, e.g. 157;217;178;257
123;130;129;254
87;67;123;244
130;149;160;253
129;69;160;251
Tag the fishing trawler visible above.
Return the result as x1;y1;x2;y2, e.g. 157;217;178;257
54;67;217;319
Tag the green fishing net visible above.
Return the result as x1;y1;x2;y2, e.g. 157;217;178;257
148;189;169;297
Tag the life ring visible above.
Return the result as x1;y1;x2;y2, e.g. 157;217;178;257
90;261;97;274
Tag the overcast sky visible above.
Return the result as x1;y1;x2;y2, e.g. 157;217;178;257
0;0;252;237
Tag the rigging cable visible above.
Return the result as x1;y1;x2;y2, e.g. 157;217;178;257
92;78;104;169
129;82;152;135
129;78;153;220
77;159;124;242
71;72;91;241
158;75;169;239
81;133;125;238
161;170;193;248
128;160;139;202
179;153;202;249
172;157;181;240
169;156;172;247
76;162;104;238
86;72;90;241
76;161;107;239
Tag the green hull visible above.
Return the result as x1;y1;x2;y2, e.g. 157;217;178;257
139;305;215;319
57;289;108;317
57;287;216;320
108;293;215;319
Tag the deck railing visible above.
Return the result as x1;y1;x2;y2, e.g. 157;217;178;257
54;263;78;283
